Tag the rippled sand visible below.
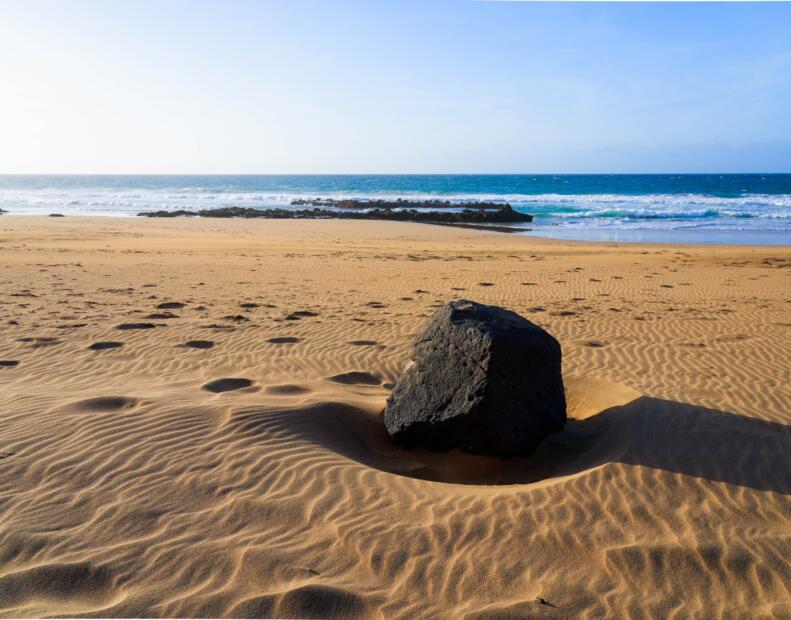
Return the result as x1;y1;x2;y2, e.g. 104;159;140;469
1;216;789;618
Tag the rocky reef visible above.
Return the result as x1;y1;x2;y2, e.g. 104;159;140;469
137;204;533;226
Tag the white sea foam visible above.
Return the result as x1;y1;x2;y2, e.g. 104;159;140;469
1;187;790;231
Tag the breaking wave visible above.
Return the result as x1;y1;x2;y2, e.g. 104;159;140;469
1;179;790;233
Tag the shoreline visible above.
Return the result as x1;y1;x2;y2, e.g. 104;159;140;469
1;212;789;248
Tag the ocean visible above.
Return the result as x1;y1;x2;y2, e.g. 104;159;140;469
1;174;790;245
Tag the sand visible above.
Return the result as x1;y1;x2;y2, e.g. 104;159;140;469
0;215;789;619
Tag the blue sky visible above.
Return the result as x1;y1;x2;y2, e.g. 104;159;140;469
1;0;790;173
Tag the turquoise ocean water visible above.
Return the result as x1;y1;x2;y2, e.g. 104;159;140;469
1;174;790;245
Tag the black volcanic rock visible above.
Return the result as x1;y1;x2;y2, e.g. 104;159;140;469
384;300;566;457
137;204;532;225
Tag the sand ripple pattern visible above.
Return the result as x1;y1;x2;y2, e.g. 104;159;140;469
0;218;789;618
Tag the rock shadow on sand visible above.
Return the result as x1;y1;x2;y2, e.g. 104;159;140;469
182;340;215;349
227;396;791;490
585;396;791;493
62;396;140;414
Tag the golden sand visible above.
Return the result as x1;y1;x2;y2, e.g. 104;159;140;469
1;216;789;618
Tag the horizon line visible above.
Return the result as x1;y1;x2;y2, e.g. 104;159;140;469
2;171;790;176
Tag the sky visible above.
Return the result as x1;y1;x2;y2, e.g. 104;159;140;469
1;0;790;174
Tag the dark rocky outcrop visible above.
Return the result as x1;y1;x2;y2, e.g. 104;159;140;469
384;300;566;457
137;204;532;226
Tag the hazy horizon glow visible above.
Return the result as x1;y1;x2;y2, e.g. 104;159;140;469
1;0;790;174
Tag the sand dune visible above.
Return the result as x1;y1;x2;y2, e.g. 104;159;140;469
0;216;789;618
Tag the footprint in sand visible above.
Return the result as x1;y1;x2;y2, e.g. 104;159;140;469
65;396;139;413
265;384;311;395
17;336;61;348
202;378;254;393
222;314;249;322
285;310;319;320
327;371;382;386
267;336;301;344
182;340;215;349
116;323;157;330
88;341;124;350
146;311;179;319
0;360;19;367
717;334;749;343
203;323;235;331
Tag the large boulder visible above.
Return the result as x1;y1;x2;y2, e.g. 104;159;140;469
384;300;566;457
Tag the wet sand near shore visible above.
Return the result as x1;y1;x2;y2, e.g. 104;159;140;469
1;216;789;618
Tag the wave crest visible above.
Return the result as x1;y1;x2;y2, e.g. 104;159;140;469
1;186;789;231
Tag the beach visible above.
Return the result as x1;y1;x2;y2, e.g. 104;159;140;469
1;215;790;618
2;174;791;246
